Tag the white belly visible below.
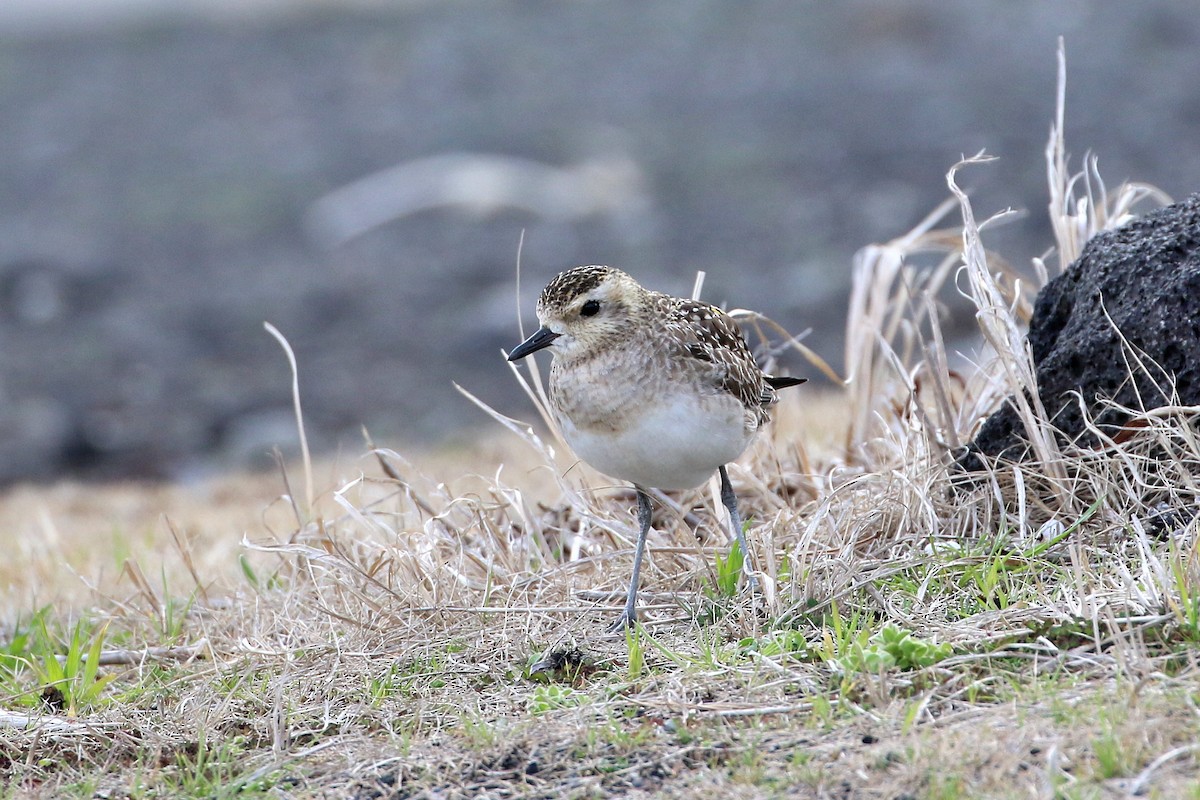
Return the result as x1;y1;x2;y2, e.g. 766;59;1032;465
558;392;754;490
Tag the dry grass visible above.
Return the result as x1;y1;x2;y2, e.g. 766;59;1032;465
5;53;1200;799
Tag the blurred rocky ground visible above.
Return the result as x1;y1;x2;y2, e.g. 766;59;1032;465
0;0;1198;482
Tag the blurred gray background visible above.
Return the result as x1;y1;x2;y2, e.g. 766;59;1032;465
1;0;1198;482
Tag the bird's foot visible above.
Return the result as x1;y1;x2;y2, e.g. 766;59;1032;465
606;608;638;636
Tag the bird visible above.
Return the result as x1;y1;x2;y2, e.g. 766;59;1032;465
506;265;805;631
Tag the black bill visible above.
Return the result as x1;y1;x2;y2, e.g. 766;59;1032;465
507;326;561;361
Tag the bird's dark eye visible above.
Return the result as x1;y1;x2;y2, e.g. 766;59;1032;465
580;299;601;317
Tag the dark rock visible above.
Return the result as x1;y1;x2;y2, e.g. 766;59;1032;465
962;193;1200;468
528;646;596;683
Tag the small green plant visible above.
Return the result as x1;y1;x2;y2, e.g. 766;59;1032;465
836;625;952;673
694;532;750;624
739;629;810;660
691;534;744;628
42;619;114;714
0;612;35;684
810;693;835;727
964;540;1016;611
816;600;876;663
456;709;501;748
167;733;279;798
528;683;586;715
583;714;655;755
159;591;198;643
1091;732;1129;780
925;772;966;800
1166;540;1200;642
728;743;769;785
367;664;410;705
714;536;746;598
239;554;260;589
1;610;115;715
238;555;282;592
626;624;646;680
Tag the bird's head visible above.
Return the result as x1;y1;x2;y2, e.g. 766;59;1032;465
507;265;646;362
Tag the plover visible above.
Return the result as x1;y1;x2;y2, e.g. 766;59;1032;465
507;265;805;629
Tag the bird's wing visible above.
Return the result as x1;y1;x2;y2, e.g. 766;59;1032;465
657;296;768;412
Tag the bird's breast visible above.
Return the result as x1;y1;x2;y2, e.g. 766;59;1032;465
550;358;756;490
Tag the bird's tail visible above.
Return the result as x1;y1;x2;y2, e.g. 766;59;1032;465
765;375;807;390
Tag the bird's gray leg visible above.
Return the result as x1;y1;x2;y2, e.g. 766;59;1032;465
609;487;653;632
719;465;758;590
